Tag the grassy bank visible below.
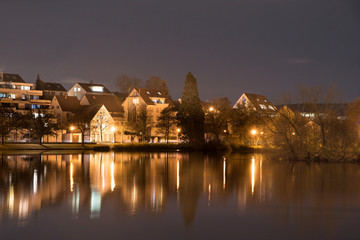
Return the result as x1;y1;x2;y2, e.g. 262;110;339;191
0;142;262;153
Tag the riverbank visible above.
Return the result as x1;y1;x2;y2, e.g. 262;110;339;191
0;142;262;152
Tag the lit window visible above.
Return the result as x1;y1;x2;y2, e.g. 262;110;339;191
256;98;259;101
74;88;77;92
264;100;267;102
146;91;150;94
158;92;161;95
268;105;275;110
259;104;267;109
90;86;103;92
133;98;139;105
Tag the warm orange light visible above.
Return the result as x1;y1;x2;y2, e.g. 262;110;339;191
70;126;75;131
209;106;214;112
177;128;181;133
111;126;116;132
260;131;264;135
251;129;257;135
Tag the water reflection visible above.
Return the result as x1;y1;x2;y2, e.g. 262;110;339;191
1;152;360;238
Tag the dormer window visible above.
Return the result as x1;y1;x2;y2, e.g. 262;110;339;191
90;86;104;92
268;105;275;111
256;98;259;101
259;104;267;109
146;91;150;94
158;92;161;95
264;100;267;102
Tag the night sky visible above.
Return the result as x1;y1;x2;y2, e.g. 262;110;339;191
0;0;359;103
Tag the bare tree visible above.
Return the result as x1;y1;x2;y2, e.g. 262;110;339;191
70;107;91;146
115;74;142;93
157;106;178;143
129;104;153;142
145;76;170;98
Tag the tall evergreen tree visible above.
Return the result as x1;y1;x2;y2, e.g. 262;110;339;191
177;72;205;145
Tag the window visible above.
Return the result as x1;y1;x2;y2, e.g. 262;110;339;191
133;98;139;105
259;104;267;109
268;105;275;111
74;88;77;92
157;92;161;95
264;100;267;102
256;98;259;101
90;86;104;92
146;91;150;94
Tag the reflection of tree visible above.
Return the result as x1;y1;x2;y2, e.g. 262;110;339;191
179;153;204;227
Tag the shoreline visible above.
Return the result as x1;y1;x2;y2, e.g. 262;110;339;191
0;142;261;153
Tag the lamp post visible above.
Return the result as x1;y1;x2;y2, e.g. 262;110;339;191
177;128;181;143
70;126;75;143
250;129;257;145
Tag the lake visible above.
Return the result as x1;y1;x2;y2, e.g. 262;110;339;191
0;151;360;240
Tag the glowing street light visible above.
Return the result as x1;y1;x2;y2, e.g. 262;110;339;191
70;126;75;131
251;129;257;135
209;106;214;112
111;126;116;132
177;128;181;133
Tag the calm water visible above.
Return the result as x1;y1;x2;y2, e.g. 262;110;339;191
0;151;360;240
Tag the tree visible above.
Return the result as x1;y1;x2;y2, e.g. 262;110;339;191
0;106;22;144
115;74;142;93
205;98;232;142
130;104;153;142
157;107;178;143
145;76;170;98
70;107;91;146
29;108;58;145
177;72;205;145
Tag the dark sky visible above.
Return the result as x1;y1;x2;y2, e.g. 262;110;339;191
0;0;359;103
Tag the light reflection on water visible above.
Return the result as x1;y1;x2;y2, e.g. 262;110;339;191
0;151;360;239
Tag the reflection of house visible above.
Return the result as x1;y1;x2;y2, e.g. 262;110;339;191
68;82;112;100
122;88;175;142
233;93;277;115
35;75;67;100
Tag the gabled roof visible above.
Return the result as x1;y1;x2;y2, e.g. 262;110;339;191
235;93;277;114
133;88;174;106
0;73;25;83
55;95;81;112
78;104;104;121
41;82;67;92
82;94;124;113
113;91;128;103
278;103;348;117
77;82;111;93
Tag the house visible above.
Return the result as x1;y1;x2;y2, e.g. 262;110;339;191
122;88;175;142
0;72;51;113
233;93;277;115
35;75;67;100
64;104;116;143
51;95;82;126
68;82;112;100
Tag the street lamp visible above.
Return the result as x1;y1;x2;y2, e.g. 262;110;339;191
251;129;257;135
177;128;181;143
70;126;75;131
209;106;214;112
